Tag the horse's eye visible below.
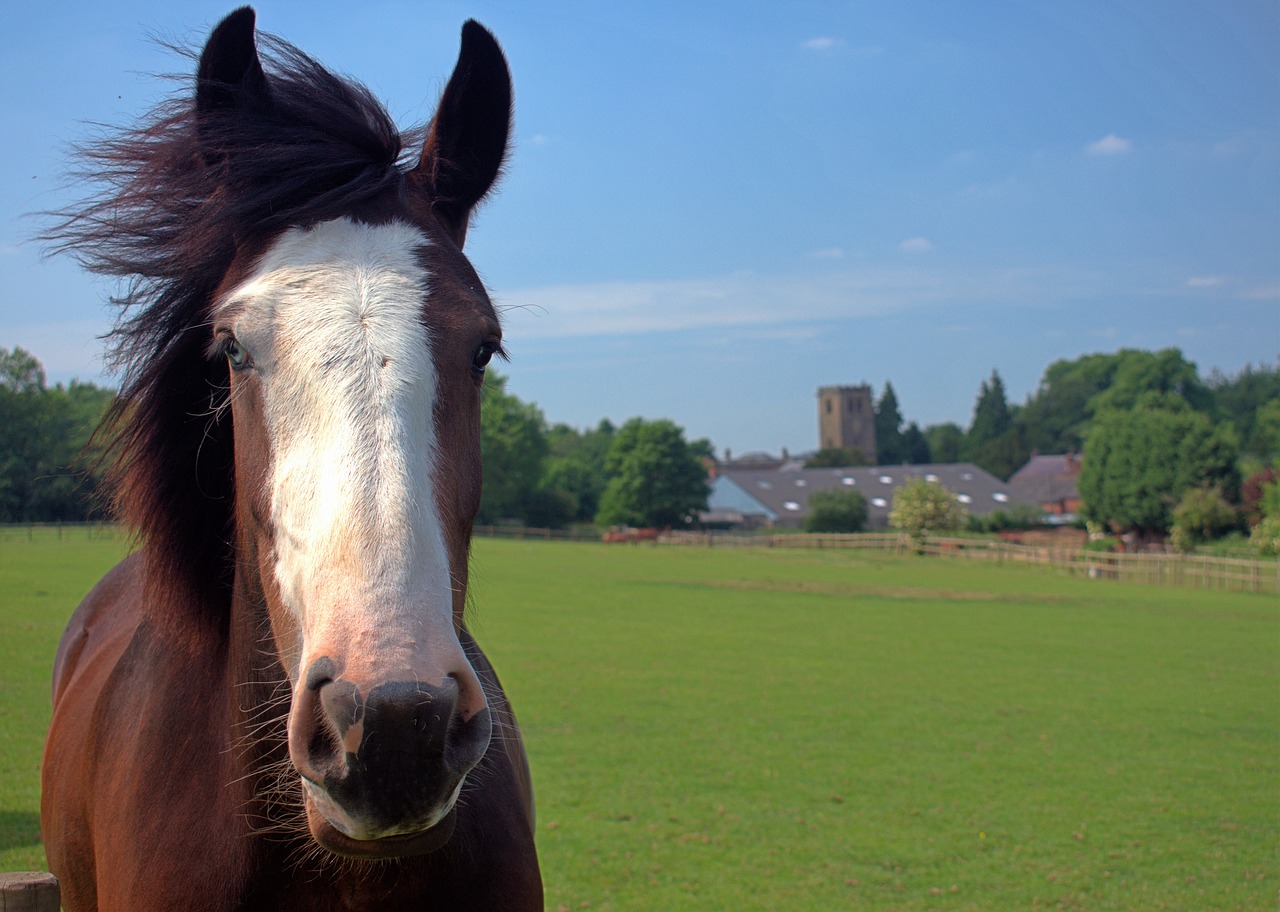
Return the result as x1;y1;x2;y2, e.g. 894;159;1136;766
472;342;496;374
224;337;250;370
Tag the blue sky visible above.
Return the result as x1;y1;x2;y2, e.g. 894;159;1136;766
2;1;1277;455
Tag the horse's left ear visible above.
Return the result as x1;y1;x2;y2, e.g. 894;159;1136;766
409;21;512;247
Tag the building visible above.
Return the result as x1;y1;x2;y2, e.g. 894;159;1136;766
706;463;1023;530
1007;454;1082;520
817;385;876;460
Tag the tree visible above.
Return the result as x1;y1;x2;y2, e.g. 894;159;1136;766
1079;394;1239;540
1249;477;1280;556
1087;348;1211;416
543;419;616;523
0;348;114;522
965;370;1012;453
595;418;709;528
962;370;1028;479
874;382;905;465
478;371;549;524
889;477;968;552
900;421;931;464
804;446;871;468
923;423;964;463
1169;486;1238;552
1206;362;1280;462
804;488;868;533
1019;352;1122;454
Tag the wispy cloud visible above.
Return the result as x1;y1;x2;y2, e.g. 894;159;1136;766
808;247;845;260
1185;275;1226;288
496;264;1084;341
899;237;934;253
1238;282;1280;301
803;36;842;51
1087;133;1132;156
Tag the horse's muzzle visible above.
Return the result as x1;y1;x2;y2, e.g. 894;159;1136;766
288;657;492;856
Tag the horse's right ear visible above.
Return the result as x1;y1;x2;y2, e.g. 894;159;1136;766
196;7;271;116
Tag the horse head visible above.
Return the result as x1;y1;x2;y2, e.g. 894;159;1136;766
198;8;510;858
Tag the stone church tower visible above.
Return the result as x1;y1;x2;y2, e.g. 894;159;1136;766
817;385;877;461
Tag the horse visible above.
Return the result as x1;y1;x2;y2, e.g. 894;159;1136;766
40;8;542;909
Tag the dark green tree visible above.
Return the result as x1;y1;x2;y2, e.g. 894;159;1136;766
478;371;549;524
804;488;868;533
1079;394;1239;539
962;370;1027;478
965;370;1012;451
542;419;616;523
595;418;709;528
1086;348;1212;416
923;423;964;463
900;421;931;464
1019;352;1122;453
874;382;905;465
804;446;871;468
1206;362;1280;462
0;348;114;522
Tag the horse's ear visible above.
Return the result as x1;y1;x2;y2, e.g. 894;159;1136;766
196;7;271;116
409;21;512;247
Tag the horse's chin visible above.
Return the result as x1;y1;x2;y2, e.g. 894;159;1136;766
304;794;457;860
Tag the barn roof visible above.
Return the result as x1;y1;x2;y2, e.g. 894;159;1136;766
708;463;1024;529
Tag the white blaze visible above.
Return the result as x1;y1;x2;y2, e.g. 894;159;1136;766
221;218;450;675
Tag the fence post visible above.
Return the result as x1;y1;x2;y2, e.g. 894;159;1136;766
0;872;60;912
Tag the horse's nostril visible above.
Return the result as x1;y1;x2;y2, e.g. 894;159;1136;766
304;656;337;691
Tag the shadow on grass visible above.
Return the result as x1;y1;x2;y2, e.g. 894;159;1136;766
0;810;43;853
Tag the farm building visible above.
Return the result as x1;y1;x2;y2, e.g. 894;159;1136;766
1006;453;1082;521
704;462;1022;530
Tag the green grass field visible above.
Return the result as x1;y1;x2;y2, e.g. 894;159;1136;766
2;530;1276;910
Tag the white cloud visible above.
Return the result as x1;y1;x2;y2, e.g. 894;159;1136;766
1185;276;1226;288
803;37;842;51
1238;282;1280;301
899;237;934;253
1087;133;1132;156
494;264;1078;341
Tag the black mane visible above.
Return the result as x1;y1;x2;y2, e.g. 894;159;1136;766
46;31;422;617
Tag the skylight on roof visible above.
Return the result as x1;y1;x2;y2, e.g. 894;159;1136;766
878;475;893;484
784;501;800;511
841;477;856;486
993;492;1009;502
871;497;888;508
957;493;973;504
925;473;939;483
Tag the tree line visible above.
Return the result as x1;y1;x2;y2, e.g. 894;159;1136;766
3;344;1277;549
812;348;1278;484
812;349;1279;550
0;348;114;523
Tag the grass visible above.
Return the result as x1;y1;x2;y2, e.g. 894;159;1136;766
2;531;1276;910
0;526;133;872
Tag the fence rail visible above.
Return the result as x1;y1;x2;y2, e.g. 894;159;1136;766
659;530;1280;594
6;523;1276;595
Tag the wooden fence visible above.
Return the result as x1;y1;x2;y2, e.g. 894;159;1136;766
658;530;1280;595
5;523;1276;595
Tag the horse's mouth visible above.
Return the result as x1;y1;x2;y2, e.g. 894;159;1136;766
304;793;457;860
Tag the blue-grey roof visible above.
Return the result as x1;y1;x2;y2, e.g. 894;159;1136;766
709;463;1024;528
